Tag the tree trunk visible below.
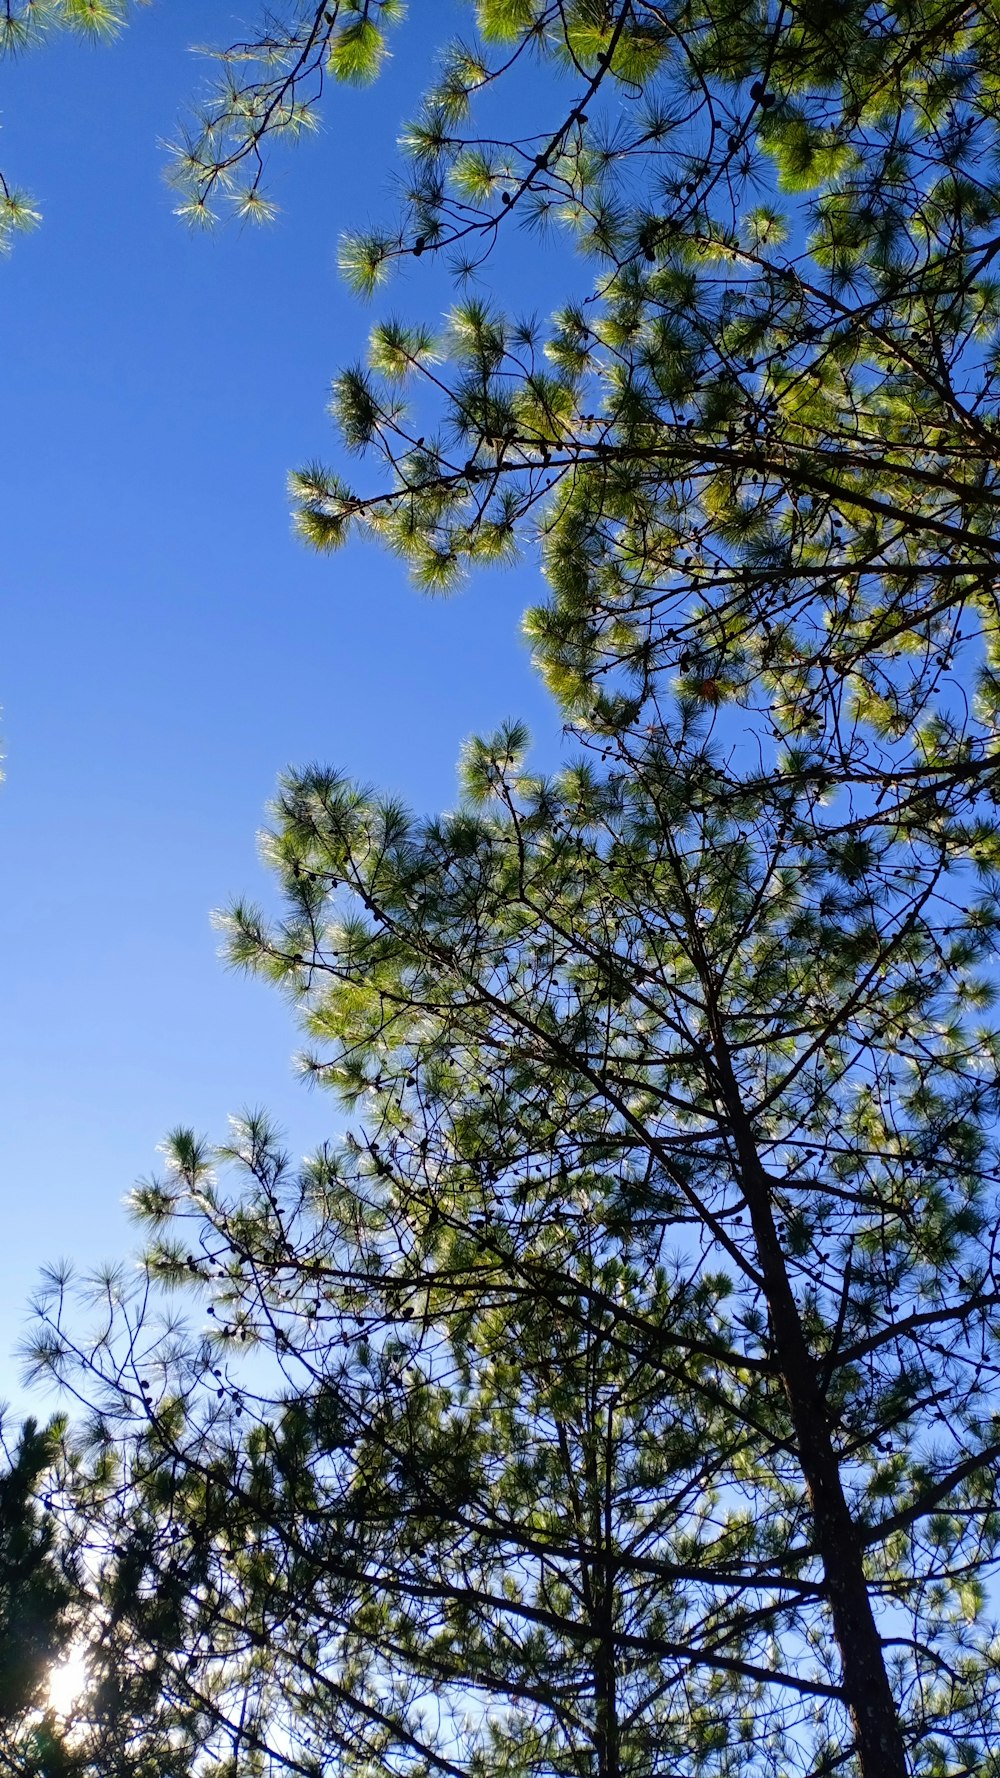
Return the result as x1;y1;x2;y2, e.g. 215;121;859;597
710;1036;908;1778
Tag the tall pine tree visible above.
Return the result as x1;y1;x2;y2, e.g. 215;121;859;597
33;727;1000;1776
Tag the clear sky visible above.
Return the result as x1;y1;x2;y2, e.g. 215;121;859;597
0;1;566;1402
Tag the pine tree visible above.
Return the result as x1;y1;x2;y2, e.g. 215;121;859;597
30;725;1000;1776
25;4;1000;1775
0;1410;211;1778
0;1418;75;1768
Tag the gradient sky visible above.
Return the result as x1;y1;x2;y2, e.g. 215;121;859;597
0;1;567;1404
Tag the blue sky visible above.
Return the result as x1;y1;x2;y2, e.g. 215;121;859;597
0;1;565;1401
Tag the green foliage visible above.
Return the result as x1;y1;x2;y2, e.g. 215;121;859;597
0;187;40;254
0;1419;72;1735
327;13;389;86
0;1409;211;1778
166;3;407;227
0;0;134;54
261;2;1000;839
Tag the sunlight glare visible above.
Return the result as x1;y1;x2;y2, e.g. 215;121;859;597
48;1646;88;1718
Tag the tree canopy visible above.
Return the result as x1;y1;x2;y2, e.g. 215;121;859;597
0;1418;74;1769
0;1411;216;1778
19;4;1000;1777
